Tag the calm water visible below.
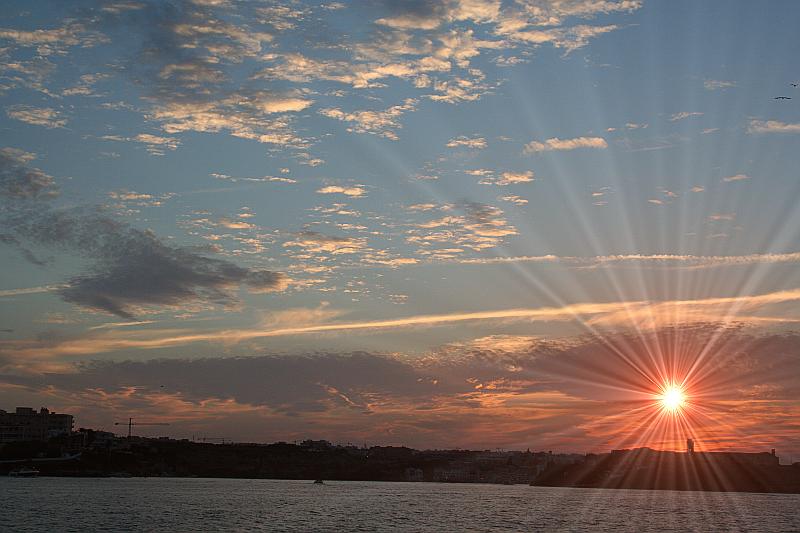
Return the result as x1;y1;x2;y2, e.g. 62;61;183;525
1;478;799;532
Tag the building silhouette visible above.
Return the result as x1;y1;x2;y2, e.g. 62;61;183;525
0;407;74;443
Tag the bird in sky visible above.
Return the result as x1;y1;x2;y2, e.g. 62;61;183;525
791;83;798;87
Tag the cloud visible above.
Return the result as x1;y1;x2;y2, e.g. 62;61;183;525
376;14;443;31
106;190;175;211
406;203;439;212
147;92;311;148
479;171;535;186
409;202;518;254
369;0;638;57
4;323;800;451
248;97;312;114
216;217;255;230
372;1;501;31
0;152;287;318
0;0;638;163
0;285;65;298
496;171;534;186
524;136;607;153
506;0;642;27
465;169;493;176
6;105;67;128
254;25;500;93
15;352;430;415
496;23;622;52
498;195;528;205
256;5;310;31
102;133;181;155
61;72;109;97
284;230;366;255
14;208;287;318
704;80;736;90
747;120;800;134
89;4;313;150
427;73;494;103
446;135;487;149
132;133;179;149
317;185;366;197
0;233;50;267
0;148;58;199
246;8;500;110
3;288;800;363
0;21;106;51
669;111;703;122
453;251;800;270
708;213;735;221
0;0;640;161
319;99;417;140
211;173;296;184
416;215;467;229
256;52;442;89
722;174;750;183
111;2;272;75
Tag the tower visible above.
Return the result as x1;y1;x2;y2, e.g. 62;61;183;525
687;438;694;454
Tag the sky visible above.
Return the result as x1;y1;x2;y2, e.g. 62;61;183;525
1;0;800;456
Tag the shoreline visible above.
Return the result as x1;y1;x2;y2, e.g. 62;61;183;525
5;474;800;495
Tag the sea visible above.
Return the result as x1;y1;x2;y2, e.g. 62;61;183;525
1;478;799;532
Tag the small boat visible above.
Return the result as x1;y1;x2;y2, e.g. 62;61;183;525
9;466;40;477
313;479;325;484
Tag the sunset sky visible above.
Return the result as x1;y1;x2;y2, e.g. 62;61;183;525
1;0;800;456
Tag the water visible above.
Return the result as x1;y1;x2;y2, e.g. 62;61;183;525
1;478;799;532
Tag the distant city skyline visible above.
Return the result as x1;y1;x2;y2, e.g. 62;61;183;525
1;1;800;455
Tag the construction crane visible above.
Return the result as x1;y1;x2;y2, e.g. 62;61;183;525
114;417;170;438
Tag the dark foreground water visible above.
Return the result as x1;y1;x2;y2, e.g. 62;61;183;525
2;478;799;532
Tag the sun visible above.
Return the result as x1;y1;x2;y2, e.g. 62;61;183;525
658;384;686;413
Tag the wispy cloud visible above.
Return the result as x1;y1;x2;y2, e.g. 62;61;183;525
453;251;800;270
4;288;800;359
317;185;366;197
101;133;180;155
0;284;66;297
669;111;703;121
498;195;528;205
284;230;366;255
319;99;417;140
6;105;66;128
722;174;750;182
0;21;106;50
524;136;607;153
446;136;487;149
708;213;735;221
211;173;297;184
747;120;800;134
483;171;534;186
704;80;736;90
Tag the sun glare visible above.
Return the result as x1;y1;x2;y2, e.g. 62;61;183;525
659;385;686;413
